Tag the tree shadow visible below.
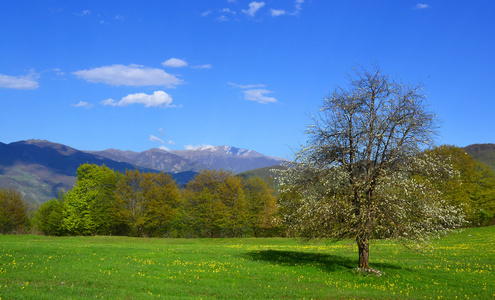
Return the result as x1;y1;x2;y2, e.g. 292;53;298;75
245;250;404;274
246;250;355;273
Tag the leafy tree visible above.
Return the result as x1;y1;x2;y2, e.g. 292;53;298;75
0;187;28;234
183;170;246;237
428;145;495;226
114;169;144;235
182;188;225;237
244;177;278;237
115;169;181;237
139;172;181;237
62;164;118;235
33;193;65;236
218;174;246;237
278;66;465;270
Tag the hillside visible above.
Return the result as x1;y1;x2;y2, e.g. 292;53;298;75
87;148;205;173
238;164;287;193
464;143;495;172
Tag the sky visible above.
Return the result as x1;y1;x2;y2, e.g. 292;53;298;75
1;1;494;159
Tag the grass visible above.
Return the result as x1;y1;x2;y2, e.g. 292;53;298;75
0;227;494;299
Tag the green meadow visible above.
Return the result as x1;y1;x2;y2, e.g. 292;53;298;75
1;227;494;299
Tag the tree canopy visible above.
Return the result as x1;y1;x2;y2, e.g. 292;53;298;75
0;187;28;234
426;145;495;226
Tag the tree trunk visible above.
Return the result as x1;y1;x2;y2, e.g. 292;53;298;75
357;236;370;269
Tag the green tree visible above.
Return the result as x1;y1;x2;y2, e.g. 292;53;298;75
182;188;224;237
33;193;65;236
278;66;465;270
183;170;246;237
244;177;278;237
62;164;118;235
114;169;144;235
140;172;181;237
115;169;181;237
0;187;28;234
428;145;495;226
218;174;246;237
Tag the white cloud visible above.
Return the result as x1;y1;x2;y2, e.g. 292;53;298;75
101;91;174;108
221;8;236;14
76;10;91;16
0;71;39;90
242;2;265;17
114;15;124;20
228;82;265;89
201;10;212;17
242;89;277;104
295;0;304;11
414;3;429;9
272;0;304;17
216;15;229;22
155;129;175;147
162;58;188;68
229;82;277;103
150;135;165;144
73;64;183;87
192;64;212;69
51;68;65;76
72;101;93;109
271;9;287;17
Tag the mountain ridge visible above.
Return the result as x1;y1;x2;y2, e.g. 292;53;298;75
89;145;284;174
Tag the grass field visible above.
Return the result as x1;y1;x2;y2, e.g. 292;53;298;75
0;227;494;299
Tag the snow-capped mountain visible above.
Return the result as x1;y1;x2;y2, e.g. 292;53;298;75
91;145;284;174
170;145;284;173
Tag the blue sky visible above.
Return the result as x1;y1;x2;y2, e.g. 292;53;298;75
1;1;494;159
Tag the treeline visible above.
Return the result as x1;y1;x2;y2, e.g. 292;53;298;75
32;164;279;237
1;145;495;236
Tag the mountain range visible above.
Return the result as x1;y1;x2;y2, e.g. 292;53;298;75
0;139;284;204
87;145;283;174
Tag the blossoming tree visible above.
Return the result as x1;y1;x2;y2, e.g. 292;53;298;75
278;66;465;270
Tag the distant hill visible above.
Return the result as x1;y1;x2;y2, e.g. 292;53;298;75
87;148;205;173
238;164;287;182
464;143;495;172
238;164;287;194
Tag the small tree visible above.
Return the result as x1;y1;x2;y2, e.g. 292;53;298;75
62;164;118;235
115;169;181;237
183;170;246;237
0;187;28;234
33;194;65;236
427;145;495;226
278;66;465;270
244;177;278;237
